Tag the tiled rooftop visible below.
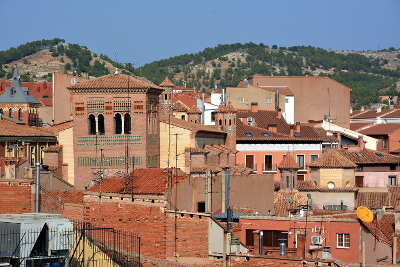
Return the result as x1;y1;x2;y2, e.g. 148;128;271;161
0;120;55;137
358;123;400;135
68;73;162;90
172;101;189;112
278;152;300;169
350;122;374;131
351;109;394;119
160;115;225;134
159;76;175;87
308;149;357;168
88;168;189;195
0;81;52;106
274;190;307;217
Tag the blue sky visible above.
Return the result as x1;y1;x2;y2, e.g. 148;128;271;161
1;0;399;67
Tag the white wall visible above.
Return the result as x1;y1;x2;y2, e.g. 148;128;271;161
283;95;295;124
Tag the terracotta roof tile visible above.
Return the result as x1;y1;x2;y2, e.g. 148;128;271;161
362;213;396;245
0;157;27;175
173;95;197;109
160;115;225;134
258;86;293;96
358;123;400;135
88;168;189;195
187;105;202;114
42;145;63;152
350;122;374;131
68;73;162;90
172;101;189;112
355;192;389;210
0;81;52;106
0;120;55;137
308;149;357;168
313;127;339;143
274;190;307;217
46;190;84;205
351;109;394;119
51;120;73;134
278;152;300;169
381;109;400;118
159;76;175;87
215;102;236;113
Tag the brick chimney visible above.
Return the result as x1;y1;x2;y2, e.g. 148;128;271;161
268;124;277;133
296;122;301;132
251;102;258;113
289;125;295;137
277;111;282;119
358;135;365;150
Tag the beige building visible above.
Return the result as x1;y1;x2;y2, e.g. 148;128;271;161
237;75;352;128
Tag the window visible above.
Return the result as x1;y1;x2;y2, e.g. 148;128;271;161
310;155;318;162
197;202;205;213
238;98;244;103
390;165;396;171
245;155;255;169
0;108;3;115
264;155;273;171
296;155;305;169
244;132;253;137
266;98;272;103
211;112;215;122
9;108;13;119
88;114;96;135
246;229;288;247
356;165;363;171
18;108;23;121
98;114;105;135
337;233;350;248
181;115;186;120
261;132;270;137
114;113;122;134
382;139;388;150
124;113;131;134
355;153;364;157
376;152;384;157
388;176;397;186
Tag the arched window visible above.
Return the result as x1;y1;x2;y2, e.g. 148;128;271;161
114;113;122;134
88;114;96;135
124;113;131;134
18;108;23;121
98;114;105;135
219;119;222;126
9;108;13;119
0;109;3;115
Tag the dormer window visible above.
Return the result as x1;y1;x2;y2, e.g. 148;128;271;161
244;132;253;137
10;88;14;96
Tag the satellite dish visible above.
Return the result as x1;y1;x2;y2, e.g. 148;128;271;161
356;206;374;222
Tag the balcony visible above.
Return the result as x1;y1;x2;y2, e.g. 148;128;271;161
263;163;277;173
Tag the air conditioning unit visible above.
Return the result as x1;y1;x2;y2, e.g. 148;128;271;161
311;236;323;245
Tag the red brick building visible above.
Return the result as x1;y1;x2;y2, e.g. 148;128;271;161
68;73;164;189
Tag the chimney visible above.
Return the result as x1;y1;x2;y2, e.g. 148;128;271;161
296;122;301;132
268;124;277;133
251;102;258;112
377;107;382;113
289;125;295;137
277;111;282;119
358;135;365;150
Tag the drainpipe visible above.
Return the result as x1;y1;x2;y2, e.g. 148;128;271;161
36;162;40;213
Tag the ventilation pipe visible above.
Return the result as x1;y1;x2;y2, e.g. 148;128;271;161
35;162;40;213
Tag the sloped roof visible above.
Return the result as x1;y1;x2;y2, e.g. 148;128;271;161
274;190;307;217
0;157;27;176
381;109;400;118
0;81;52;106
313;127;339;143
355;192;389;210
358;123;400;135
68;73;162;90
236;119;321;141
159;115;225;134
278;152;300;169
258;86;293;96
214;102;236;113
173;101;189;112
173;95;197;109
339;148;400;165
362;213;396;245
308;149;357;168
51;120;73;134
88;168;189;195
0;120;55;137
47;190;84;205
42;145;63;152
159;76;175;87
187;105;202;114
0;69;40;104
351;109;394;119
350;122;374;131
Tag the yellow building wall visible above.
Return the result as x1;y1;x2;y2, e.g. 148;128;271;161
159;122;192;172
319;168;354;188
58;127;74;185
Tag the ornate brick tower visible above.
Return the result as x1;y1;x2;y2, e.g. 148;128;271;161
214;102;236;150
278;152;300;191
68;73;164;189
0;69;40;126
187;105;202;124
159;76;174;115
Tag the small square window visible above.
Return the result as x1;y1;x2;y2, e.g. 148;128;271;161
337;233;350;248
266;98;272;103
238;98;244;103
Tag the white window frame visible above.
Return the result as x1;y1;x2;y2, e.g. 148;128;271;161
266;97;272;103
238;98;244;103
296;154;305;169
388;176;397;186
337;233;350;248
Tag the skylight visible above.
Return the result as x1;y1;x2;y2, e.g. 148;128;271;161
244;132;253;137
375;152;384;157
261;132;270;137
294;133;302;138
355;153;364;157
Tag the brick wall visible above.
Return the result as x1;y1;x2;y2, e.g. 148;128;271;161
0;179;33;213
